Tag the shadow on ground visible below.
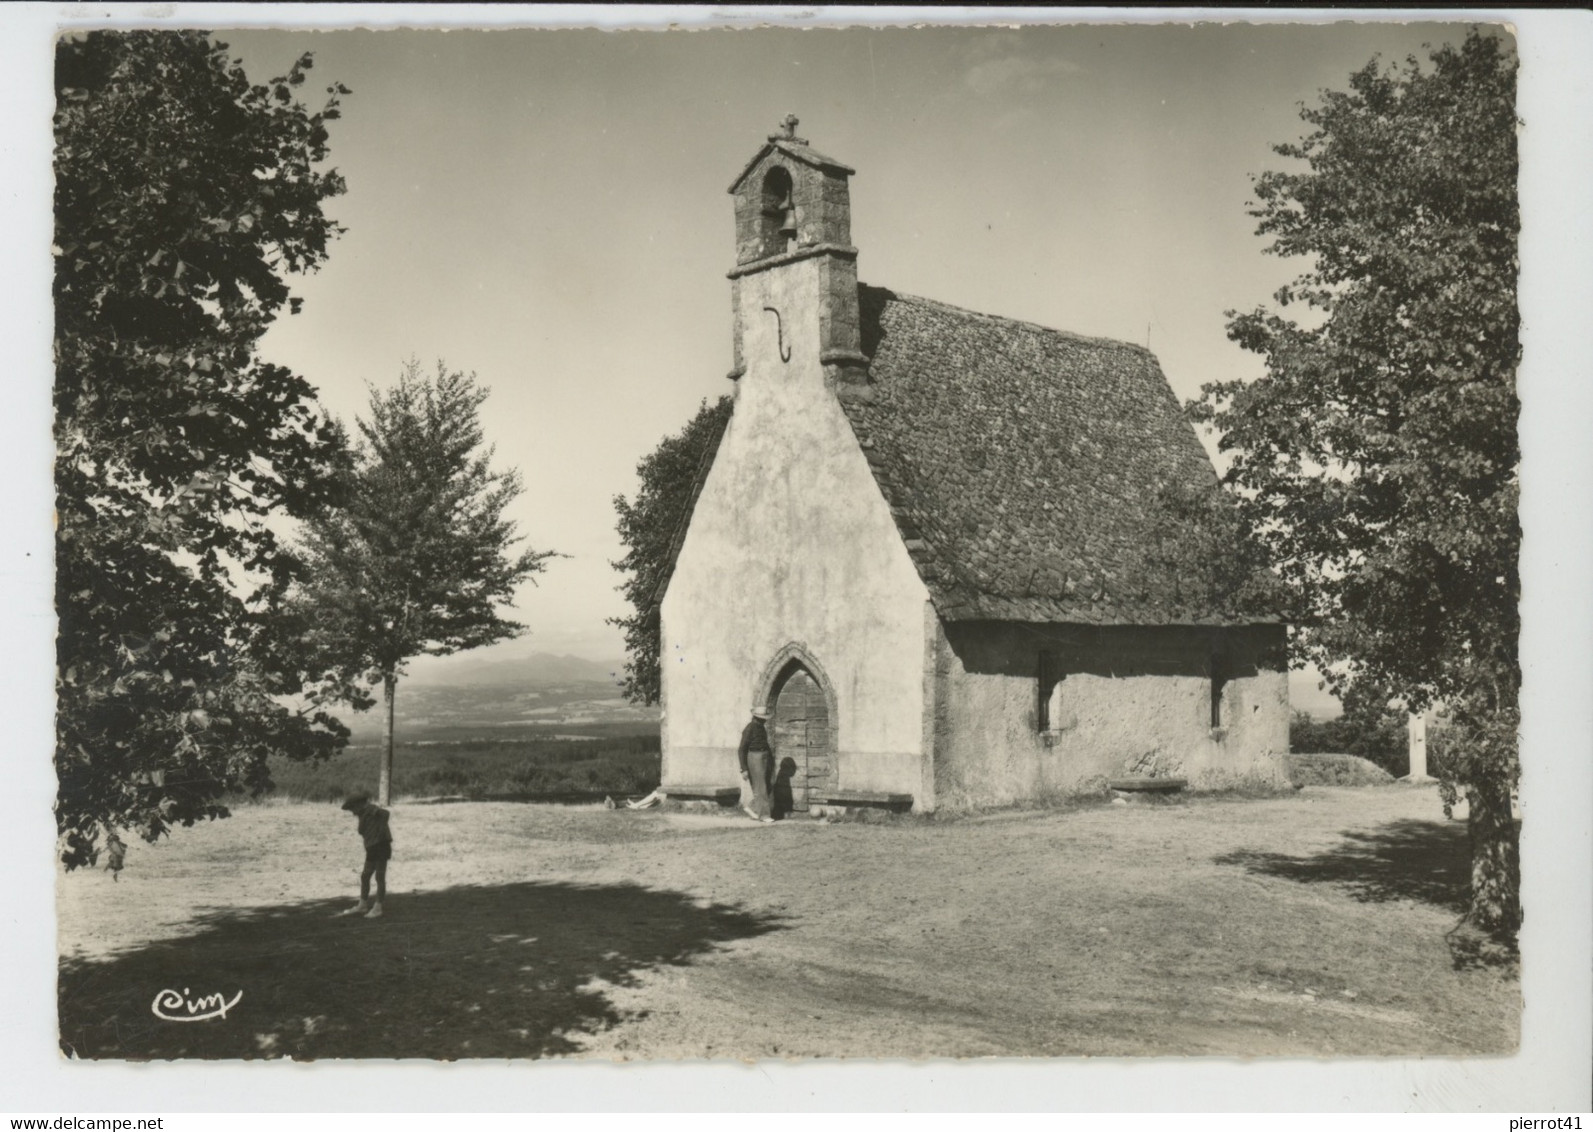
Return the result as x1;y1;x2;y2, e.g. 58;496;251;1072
1219;817;1523;973
1215;818;1470;913
59;880;785;1060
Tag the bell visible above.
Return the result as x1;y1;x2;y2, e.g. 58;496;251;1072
771;189;797;239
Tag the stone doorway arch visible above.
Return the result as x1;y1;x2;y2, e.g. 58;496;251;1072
755;643;838;814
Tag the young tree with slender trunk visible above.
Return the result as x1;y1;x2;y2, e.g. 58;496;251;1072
290;359;555;803
54;31;351;868
1192;29;1521;935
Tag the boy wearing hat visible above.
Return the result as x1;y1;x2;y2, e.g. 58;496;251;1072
738;706;776;823
336;793;392;918
104;829;126;882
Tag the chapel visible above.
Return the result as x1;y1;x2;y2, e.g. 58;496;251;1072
655;119;1290;813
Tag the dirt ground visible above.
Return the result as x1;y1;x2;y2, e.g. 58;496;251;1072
57;784;1519;1060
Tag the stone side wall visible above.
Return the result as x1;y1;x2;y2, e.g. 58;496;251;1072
932;622;1290;810
661;253;931;802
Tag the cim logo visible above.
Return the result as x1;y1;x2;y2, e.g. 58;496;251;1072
151;987;242;1022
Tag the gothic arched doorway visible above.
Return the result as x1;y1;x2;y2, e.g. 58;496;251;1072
760;649;836;815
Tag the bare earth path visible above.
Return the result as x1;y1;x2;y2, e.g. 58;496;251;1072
57;784;1518;1060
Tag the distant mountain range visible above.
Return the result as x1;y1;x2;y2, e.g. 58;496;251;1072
1288;670;1344;720
339;653;653;743
402;653;625;689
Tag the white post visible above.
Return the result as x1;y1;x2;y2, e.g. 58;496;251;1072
1406;712;1430;782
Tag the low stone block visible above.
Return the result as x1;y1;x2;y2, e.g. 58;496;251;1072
1108;776;1187;793
662;784;740;805
809;789;913;812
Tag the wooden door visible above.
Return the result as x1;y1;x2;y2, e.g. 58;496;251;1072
771;665;832;813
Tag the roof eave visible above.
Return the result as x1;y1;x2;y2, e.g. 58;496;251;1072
727;139;856;194
934;604;1288;629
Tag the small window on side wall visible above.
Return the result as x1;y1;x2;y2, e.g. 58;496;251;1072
1038;650;1055;732
1209;653;1229;730
1038;655;1064;735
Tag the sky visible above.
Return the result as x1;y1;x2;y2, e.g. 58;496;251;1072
199;19;1490;693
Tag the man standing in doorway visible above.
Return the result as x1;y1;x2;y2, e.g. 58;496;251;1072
739;705;776;823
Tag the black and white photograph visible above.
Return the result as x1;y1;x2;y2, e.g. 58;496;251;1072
8;1;1593;1114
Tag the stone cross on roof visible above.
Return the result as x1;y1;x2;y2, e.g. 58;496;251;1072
769;113;807;145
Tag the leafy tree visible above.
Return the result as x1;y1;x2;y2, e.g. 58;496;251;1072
1192;30;1520;934
54;31;351;868
610;396;733;705
289;359;556;804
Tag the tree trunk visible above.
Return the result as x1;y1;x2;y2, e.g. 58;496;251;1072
1466;773;1520;936
378;671;397;806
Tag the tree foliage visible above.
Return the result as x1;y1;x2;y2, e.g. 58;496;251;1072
54;31;352;868
1130;478;1287;621
610;396;733;705
289;359;556;802
1192;29;1520;933
1287;689;1409;776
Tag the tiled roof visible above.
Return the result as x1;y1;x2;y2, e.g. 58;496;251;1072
841;285;1282;625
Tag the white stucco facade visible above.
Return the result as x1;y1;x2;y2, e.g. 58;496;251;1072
660;254;933;799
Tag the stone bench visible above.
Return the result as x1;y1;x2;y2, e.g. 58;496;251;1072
1108;776;1187;794
661;784;740;805
809;790;914;812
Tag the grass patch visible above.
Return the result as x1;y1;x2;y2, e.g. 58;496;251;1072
1287;752;1396;787
250;734;660;803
